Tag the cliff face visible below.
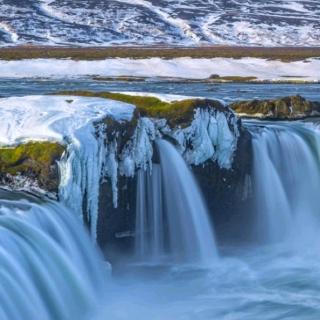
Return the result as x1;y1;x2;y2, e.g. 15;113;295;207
7;94;316;259
86;94;251;259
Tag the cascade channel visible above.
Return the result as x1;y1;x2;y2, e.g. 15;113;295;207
247;121;320;247
0;190;110;320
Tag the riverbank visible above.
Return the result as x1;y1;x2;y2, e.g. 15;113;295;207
1;56;319;82
0;46;320;61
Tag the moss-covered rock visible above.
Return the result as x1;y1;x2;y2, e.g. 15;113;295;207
231;95;320;119
0;142;65;193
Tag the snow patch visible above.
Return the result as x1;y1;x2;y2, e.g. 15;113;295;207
0;58;319;81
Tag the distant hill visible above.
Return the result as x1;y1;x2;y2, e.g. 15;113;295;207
0;0;319;46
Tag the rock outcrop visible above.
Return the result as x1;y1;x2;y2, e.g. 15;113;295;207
63;92;248;258
231;95;320;119
0;142;64;195
0;92;255;258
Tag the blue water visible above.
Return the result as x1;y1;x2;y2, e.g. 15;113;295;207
1;78;320;103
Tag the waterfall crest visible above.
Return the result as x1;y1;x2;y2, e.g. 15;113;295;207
0;190;109;320
135;139;217;265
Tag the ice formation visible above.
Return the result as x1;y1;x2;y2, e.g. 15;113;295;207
172;108;239;169
0;94;239;239
0;95;134;240
105;103;239;213
119;117;157;177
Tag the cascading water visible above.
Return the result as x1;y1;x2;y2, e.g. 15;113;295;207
247;121;320;246
135;139;217;265
0;190;110;320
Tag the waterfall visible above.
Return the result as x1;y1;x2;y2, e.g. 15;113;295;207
247;121;320;246
135;139;217;265
0;190;110;320
135;164;164;261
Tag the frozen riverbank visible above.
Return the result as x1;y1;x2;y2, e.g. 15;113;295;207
0;57;320;82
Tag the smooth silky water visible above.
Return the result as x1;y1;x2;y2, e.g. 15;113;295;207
0;189;112;320
2;82;320;319
135;139;217;265
108;122;320;319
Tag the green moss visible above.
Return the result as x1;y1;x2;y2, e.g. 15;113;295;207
55;90;224;127
0;142;65;191
0;142;64;168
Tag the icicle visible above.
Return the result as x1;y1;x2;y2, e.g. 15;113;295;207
59;123;106;240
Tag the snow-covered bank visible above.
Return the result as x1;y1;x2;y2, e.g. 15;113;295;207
0;95;134;145
0;58;320;81
0;95;134;239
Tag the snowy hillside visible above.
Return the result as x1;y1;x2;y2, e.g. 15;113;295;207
0;0;319;46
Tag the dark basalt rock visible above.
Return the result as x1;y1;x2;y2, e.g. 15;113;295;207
94;97;252;260
231;95;320;119
97;175;137;260
103;108;140;153
192;126;254;244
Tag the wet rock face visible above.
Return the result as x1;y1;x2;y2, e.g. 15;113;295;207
95;98;250;259
231;95;320;120
3;93;320;258
192;127;254;244
97;127;253;261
